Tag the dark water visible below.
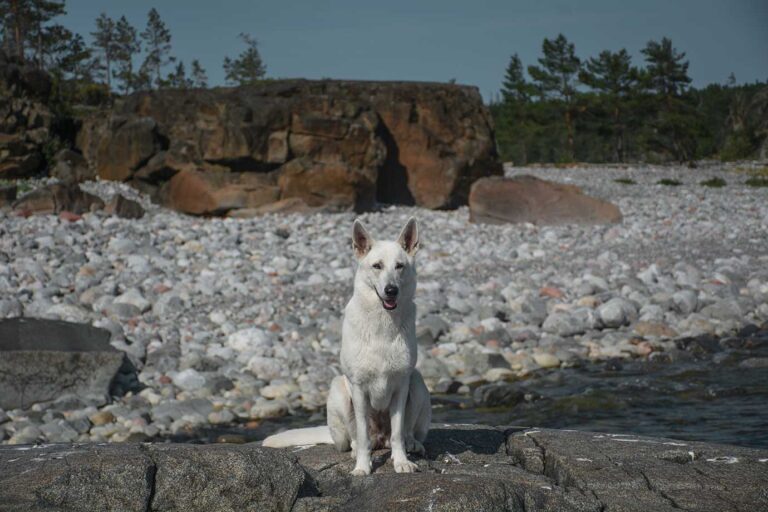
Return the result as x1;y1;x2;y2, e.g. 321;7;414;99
172;333;768;449
431;348;768;449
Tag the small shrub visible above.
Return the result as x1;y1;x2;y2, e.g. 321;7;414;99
746;177;768;188
614;178;636;185
700;177;726;188
657;179;682;186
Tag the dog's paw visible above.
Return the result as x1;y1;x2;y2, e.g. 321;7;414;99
393;459;419;473
351;463;372;476
405;437;426;456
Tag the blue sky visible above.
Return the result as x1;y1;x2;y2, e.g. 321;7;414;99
61;0;768;101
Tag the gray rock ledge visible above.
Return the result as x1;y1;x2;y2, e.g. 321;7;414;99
1;425;766;511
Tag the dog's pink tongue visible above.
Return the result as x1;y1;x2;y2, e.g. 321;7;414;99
383;299;397;310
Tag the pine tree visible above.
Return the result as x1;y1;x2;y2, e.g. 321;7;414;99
642;37;691;99
190;59;208;88
497;53;536;164
579;49;638;161
640;37;696;161
223;33;266;86
26;0;65;69
113;15;139;94
140;8;173;89
527;34;582;160
43;26;92;80
1;0;65;65
166;60;193;89
501;54;531;103
91;13;117;91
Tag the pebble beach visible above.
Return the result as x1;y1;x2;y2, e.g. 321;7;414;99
1;163;767;445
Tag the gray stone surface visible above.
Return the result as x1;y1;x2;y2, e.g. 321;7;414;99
0;442;308;512
507;428;768;512
0;318;124;409
1;425;766;511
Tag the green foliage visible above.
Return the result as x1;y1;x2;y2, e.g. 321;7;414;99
614;178;636;185
493;35;767;163
140;8;174;89
190;59;208;88
165;60;192;89
223;33;266;86
112;16;140;94
745;177;768;188
527;34;581;160
0;179;34;195
657;178;682;186
720;131;757;161
700;177;726;188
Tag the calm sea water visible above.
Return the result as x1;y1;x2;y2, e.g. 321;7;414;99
432;348;768;449
174;338;768;449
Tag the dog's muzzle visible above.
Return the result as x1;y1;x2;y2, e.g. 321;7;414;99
381;285;399;310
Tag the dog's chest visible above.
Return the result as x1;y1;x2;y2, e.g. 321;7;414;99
341;319;416;411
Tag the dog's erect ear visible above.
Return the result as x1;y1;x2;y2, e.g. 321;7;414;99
352;220;373;259
397;217;419;256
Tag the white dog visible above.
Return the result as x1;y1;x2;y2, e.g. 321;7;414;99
263;217;431;475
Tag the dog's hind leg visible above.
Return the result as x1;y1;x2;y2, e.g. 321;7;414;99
327;375;353;452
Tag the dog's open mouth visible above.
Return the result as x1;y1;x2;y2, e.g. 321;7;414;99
381;298;398;310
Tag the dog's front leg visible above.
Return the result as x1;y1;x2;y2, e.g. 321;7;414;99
389;377;419;473
350;384;372;475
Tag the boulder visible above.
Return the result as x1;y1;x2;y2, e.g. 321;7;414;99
49;149;95;183
0;182;16;208
78;80;502;215
162;169;280;215
469;175;623;225
11;182;104;215
0;52;53;179
103;194;145;219
0;318;125;409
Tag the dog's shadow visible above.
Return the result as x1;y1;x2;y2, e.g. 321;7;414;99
422;425;508;462
293;425;512;478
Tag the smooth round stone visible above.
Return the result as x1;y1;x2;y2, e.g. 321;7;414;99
532;353;561;369
483;367;516;382
260;382;299;400
173;369;207;391
250;400;288;419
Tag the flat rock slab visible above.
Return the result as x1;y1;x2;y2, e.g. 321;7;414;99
0;318;124;409
0;443;308;512
1;426;766;511
469;175;623;225
507;429;768;512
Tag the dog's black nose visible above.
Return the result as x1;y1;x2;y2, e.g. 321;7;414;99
384;284;399;297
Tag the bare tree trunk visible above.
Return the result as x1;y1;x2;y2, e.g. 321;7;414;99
11;0;23;62
105;52;111;92
565;108;574;160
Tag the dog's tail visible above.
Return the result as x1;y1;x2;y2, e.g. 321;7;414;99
262;426;334;448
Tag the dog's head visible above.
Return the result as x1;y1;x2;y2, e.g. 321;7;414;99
351;217;419;312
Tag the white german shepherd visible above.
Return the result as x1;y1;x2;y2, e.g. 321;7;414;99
263;217;431;475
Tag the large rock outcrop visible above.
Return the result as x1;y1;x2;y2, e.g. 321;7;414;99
77;80;502;215
0;52;53;179
2;426;766;511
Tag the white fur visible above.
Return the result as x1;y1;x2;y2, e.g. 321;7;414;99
262;218;431;475
261;426;333;448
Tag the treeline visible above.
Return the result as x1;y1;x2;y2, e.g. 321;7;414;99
491;34;767;163
0;0;267;104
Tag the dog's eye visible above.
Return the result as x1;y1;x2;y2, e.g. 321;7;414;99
372;262;382;270
395;262;404;270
